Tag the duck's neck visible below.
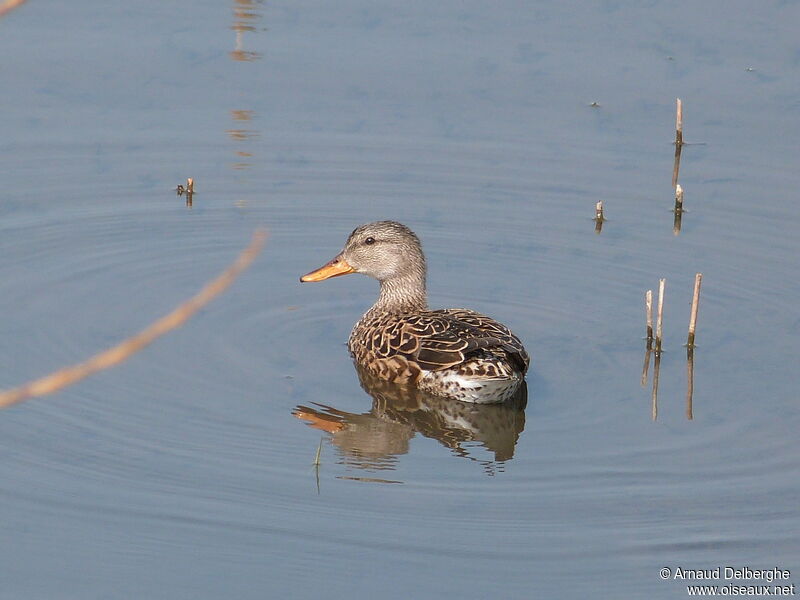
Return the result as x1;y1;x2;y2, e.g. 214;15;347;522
370;273;428;315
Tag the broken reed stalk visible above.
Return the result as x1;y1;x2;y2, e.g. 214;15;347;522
687;273;703;347
655;279;665;352
0;0;28;18
672;98;683;188
0;230;267;409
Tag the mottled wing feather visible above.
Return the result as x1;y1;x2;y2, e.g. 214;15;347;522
438;309;530;372
353;309;529;375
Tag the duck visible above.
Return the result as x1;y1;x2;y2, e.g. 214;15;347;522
300;221;529;403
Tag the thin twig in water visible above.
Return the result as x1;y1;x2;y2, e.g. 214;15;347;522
313;438;322;466
313;438;323;494
0;230;267;409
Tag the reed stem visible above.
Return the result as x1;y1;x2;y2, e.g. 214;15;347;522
672;98;684;188
655;279;665;352
687;273;703;347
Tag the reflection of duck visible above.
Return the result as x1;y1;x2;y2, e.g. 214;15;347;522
300;221;529;403
293;364;527;471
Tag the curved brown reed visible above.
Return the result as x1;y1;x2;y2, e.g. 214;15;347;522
0;229;267;409
0;0;28;18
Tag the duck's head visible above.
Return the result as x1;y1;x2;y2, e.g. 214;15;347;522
300;221;426;284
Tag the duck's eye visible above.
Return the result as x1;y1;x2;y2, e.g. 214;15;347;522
364;237;375;245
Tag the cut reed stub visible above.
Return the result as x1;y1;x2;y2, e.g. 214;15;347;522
185;178;195;207
594;201;605;233
687;273;703;347
176;178;195;199
655;278;665;353
651;278;670;419
672;98;684;188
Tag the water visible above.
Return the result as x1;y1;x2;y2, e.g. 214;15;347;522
1;1;798;598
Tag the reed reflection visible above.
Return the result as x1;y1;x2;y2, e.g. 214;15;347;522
641;346;697;421
293;365;528;475
227;109;259;170
672;184;685;235
686;346;695;420
229;0;263;62
227;1;264;172
650;349;661;421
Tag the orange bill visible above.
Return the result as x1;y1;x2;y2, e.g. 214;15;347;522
300;255;355;282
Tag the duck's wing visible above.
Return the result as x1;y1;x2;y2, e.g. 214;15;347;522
371;309;529;374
